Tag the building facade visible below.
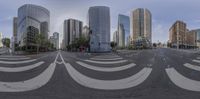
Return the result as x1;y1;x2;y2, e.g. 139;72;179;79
82;26;90;40
195;29;200;48
13;17;18;45
131;8;152;46
0;33;3;48
63;19;83;47
169;20;187;48
50;32;59;49
88;6;111;52
118;14;130;47
17;4;50;49
185;30;196;48
113;31;118;43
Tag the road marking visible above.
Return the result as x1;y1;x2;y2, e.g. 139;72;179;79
166;68;200;92
196;57;200;60
0;62;44;72
93;55;121;59
64;63;152;90
0;57;30;60
183;63;200;72
0;56;27;58
90;57;123;61
0;59;37;64
192;60;200;63
84;60;128;64
0;63;56;92
76;61;136;72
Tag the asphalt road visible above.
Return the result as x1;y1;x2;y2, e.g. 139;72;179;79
0;48;200;99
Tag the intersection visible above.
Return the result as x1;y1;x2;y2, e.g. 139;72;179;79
0;48;200;99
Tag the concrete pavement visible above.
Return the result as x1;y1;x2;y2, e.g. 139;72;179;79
0;49;200;98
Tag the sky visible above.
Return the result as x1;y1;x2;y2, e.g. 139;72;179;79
1;0;200;44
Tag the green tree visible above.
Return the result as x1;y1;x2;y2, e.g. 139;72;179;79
2;38;10;48
110;41;117;50
34;33;45;54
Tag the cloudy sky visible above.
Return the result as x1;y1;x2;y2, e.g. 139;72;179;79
0;0;200;44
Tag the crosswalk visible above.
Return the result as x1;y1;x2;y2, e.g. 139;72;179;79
2;51;200;93
0;55;54;92
67;54;153;90
166;56;200;92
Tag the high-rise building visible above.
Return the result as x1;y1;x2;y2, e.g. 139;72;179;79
52;32;59;49
113;31;118;43
88;6;111;52
131;8;152;45
169;20;187;48
118;14;130;47
194;29;200;48
63;19;83;47
82;26;90;40
0;33;3;48
17;4;50;49
13;17;18;45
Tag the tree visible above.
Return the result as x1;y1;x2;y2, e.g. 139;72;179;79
34;33;45;54
2;38;10;48
110;41;117;50
67;36;89;51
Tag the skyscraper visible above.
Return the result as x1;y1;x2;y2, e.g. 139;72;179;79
194;29;200;48
0;33;3;48
82;26;90;40
17;4;50;49
13;17;18;45
88;6;111;52
131;8;152;45
118;14;130;47
53;32;59;49
63;19;83;47
113;31;118;43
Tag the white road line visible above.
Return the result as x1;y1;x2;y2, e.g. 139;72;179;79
0;56;27;58
64;63;152;90
0;57;30;60
183;63;200;72
90;57;123;61
166;68;200;92
196;57;200;60
0;59;37;64
0;63;56;92
76;61;136;72
0;62;44;72
93;56;121;59
84;60;128;64
192;60;200;63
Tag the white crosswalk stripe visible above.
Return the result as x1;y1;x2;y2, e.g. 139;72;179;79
84;59;128;64
0;61;44;72
166;67;200;92
0;59;37;64
64;62;152;90
183;63;200;72
0;63;56;92
76;61;136;72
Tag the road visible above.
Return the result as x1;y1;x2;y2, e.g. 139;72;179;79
0;48;200;99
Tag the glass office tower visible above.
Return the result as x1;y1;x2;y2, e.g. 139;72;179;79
118;14;130;47
88;6;111;52
17;4;50;48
